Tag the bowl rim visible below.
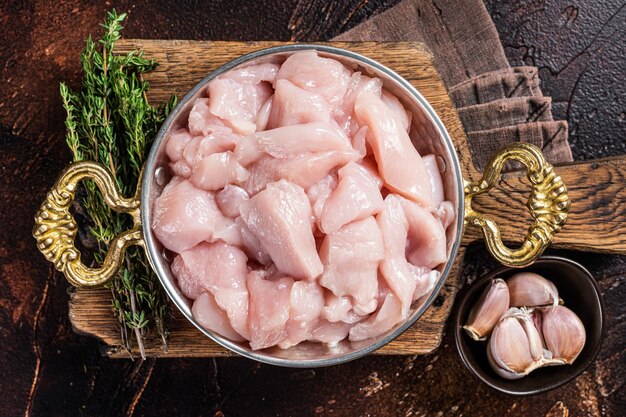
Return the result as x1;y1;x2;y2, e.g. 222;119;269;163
141;43;465;367
453;255;605;395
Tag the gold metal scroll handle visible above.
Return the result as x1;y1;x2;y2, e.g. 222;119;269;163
33;161;144;287
464;142;570;267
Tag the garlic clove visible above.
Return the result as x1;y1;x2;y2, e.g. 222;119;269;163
518;310;545;362
463;278;510;341
487;312;534;379
541;305;586;364
507;272;559;307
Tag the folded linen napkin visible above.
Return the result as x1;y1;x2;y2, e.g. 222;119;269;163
334;0;574;168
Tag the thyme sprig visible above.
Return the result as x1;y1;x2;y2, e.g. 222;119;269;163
61;10;176;358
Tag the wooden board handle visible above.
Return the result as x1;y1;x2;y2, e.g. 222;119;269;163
463;156;626;254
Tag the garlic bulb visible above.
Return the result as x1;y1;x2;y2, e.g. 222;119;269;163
541;305;586;364
463;278;509;341
487;308;563;379
507;272;559;307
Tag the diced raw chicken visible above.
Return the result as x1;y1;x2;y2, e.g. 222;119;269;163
348;293;403;342
407;264;439;302
216;185;250;218
152;180;225;252
244;151;357;196
268;79;332;128
192;292;245;342
320;162;384;234
307;174;338;227
223;62;280;84
350;126;368;159
212;218;243;247
354;93;434;208
340;72;383;116
233;135;262;166
191;151;249;191
434;201;455;229
319;217;384;315
321;294;353;323
182;132;240;169
381;89;412;132
165;129;193;162
256;122;352;158
400;197;447;269
311;320;351;347
235;218;271;265
208;78;273;135
188;98;227;136
255;96;273;131
240;180;323;280
422;154;444;207
279;281;325;349
360;157;383;189
247;271;293;350
172;242;250;338
169;160;192;178
376;195;417;313
277;51;351;106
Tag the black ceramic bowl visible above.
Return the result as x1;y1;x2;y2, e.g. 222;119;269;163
453;256;604;395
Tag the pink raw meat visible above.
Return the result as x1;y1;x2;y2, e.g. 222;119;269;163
191;151;249;191
223;62;280;84
434;201;455;229
354;93;434;208
321;294;353;323
400;197;448;269
216;185;250;218
340;72;383;117
192;292;246;342
165;129;193;162
254;96;273;131
182;132;240;169
422;154;444;207
307;174;338;227
319;217;384;315
268;79;332;128
208;78;273;135
311;320;351;347
235;217;271;265
348;293;404;342
248;271;293;350
320;161;384;234
279;280;325;349
152;180;225;252
172;242;250;338
240;180;323;280
256;122;352;158
277;51;351;106
381;89;412;132
188;98;227;136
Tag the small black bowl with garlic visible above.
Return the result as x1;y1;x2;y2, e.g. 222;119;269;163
453;256;604;395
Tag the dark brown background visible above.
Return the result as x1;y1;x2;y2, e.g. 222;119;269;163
1;1;624;416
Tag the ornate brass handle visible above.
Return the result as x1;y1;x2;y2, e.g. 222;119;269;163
33;161;144;287
464;142;570;267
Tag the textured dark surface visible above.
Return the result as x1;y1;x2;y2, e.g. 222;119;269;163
0;1;624;416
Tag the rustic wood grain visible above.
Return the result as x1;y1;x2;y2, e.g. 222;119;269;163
70;40;469;357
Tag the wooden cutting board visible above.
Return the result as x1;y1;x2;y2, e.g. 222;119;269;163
68;40;626;358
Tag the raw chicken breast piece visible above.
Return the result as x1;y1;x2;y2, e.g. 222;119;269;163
255;96;273;132
359;157;384;189
240;180;323;280
235;218;271;265
422;154;444;207
208;78;273;135
321;162;384;234
212;218;243;247
248;271;294;350
172;242;250;339
354;93;434;208
400;197;447;269
321;294;353;323
152;180;225;252
165;129;193;162
279;281;325;349
169;160;192;178
192;292;245;342
191;151;249;191
307;174;338;227
434;201;455;229
408;265;439;301
188;98;227;136
216;185;250;218
381;89;412;132
224;62;280;84
244;151;357;196
311;320;351;347
276;51;351;106
350;126;368;159
319;217;384;315
376;195;418;313
348;293;403;342
182;131;240;169
268;79;332;128
256;122;352;158
340;72;383;116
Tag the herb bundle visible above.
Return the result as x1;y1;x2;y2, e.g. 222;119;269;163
61;10;176;358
